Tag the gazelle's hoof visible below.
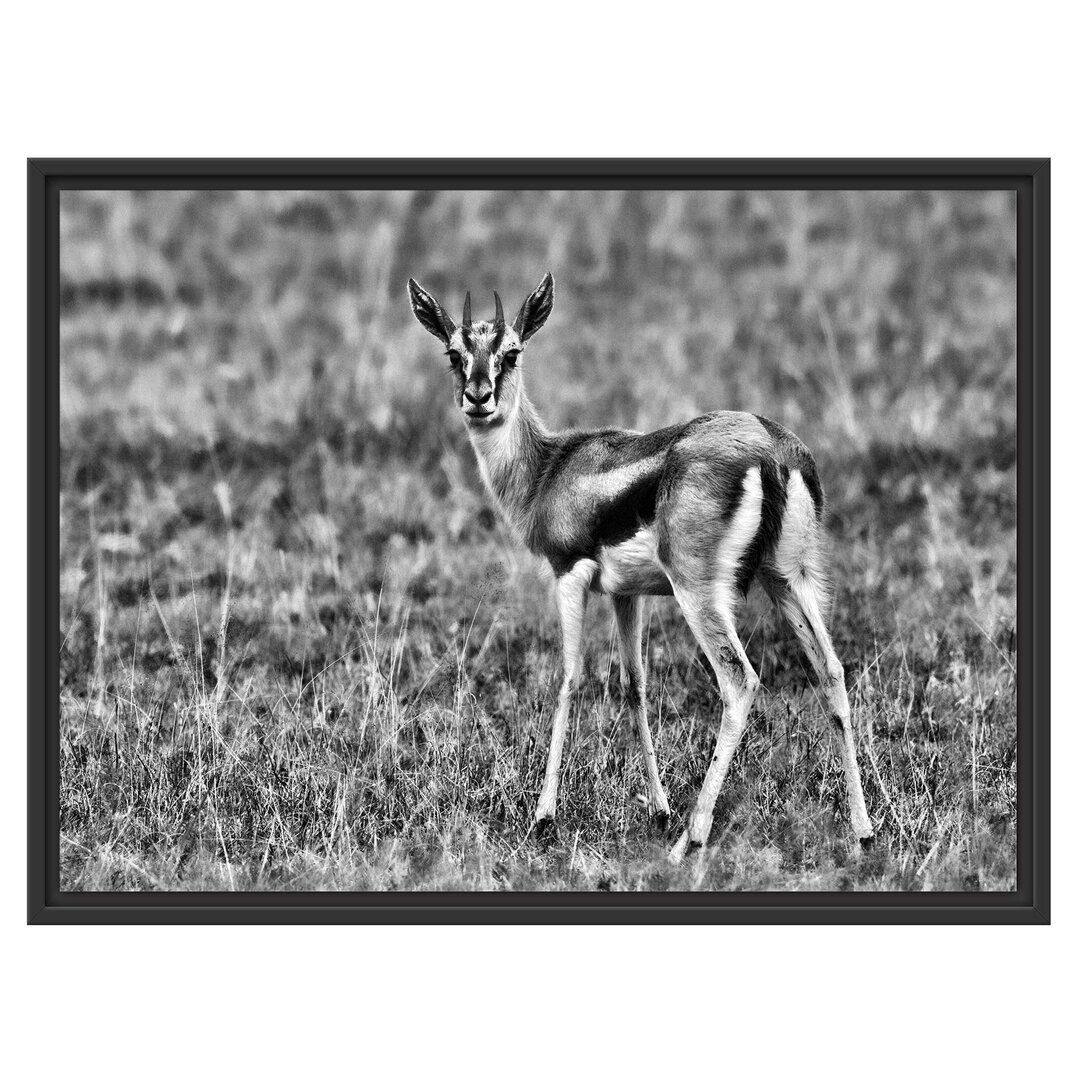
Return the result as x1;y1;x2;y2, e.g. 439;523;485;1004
636;792;672;834
534;816;557;845
858;833;876;851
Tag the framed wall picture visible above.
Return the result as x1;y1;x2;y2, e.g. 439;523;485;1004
29;158;1049;923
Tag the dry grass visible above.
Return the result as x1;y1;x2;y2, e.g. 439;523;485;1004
59;188;1017;891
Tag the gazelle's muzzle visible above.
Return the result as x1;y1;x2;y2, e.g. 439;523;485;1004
463;380;494;420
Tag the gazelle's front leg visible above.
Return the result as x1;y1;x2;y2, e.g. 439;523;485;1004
612;595;671;826
535;559;597;833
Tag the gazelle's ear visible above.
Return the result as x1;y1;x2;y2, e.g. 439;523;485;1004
513;272;554;342
408;279;456;344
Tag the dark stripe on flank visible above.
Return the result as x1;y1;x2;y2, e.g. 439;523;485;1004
536;424;696;576
655;449;755;569
545;468;662;577
592;470;662;549
735;458;787;596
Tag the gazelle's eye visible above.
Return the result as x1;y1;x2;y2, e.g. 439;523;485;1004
502;350;520;367
447;351;462;368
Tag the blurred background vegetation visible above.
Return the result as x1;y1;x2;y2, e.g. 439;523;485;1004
59;189;1017;891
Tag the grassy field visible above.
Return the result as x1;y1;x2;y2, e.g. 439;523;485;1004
58;188;1017;892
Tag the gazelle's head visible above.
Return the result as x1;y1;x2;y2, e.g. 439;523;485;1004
408;273;554;429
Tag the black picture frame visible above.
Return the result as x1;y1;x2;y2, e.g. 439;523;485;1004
29;158;1050;924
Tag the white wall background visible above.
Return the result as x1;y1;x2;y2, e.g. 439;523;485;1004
3;3;1070;1076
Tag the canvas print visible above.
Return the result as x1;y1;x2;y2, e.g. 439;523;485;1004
58;188;1017;891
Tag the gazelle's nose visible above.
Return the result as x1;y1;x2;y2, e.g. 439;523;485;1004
464;387;492;406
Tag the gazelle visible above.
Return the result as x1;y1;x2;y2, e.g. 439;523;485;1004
408;273;874;860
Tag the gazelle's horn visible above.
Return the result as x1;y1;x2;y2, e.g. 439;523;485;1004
492;291;504;331
462;291;472;327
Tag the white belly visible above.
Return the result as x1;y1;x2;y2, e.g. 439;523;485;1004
593;527;673;596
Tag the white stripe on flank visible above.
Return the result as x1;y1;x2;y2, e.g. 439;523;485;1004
712;467;762;608
570;454;663;504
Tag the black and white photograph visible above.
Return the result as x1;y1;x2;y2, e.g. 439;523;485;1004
12;3;1069;1073
45;171;1037;904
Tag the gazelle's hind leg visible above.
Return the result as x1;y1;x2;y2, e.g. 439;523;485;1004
765;471;873;842
766;573;873;841
612;595;671;826
667;592;760;862
661;465;766;863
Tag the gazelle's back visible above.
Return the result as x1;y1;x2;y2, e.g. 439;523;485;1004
527;410;820;598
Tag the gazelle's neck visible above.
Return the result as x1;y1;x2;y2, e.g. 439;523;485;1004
466;388;552;542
